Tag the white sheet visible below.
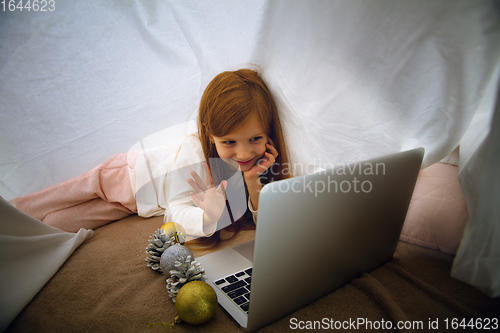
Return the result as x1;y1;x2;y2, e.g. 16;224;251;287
1;0;499;305
452;63;500;297
0;197;93;331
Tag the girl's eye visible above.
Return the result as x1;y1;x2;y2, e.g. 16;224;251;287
250;136;262;142
222;141;235;145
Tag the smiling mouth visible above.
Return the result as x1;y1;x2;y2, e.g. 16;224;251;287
236;157;254;166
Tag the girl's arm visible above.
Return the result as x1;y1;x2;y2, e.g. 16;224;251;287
246;177;263;212
164;199;216;237
164;137;222;237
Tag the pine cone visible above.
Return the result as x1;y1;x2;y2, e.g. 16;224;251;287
145;228;177;271
166;255;207;302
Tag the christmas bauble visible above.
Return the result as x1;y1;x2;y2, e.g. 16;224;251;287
175;281;217;325
160;222;187;244
160;243;194;277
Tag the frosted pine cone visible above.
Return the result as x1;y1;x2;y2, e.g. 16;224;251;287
166;255;207;302
145;228;177;271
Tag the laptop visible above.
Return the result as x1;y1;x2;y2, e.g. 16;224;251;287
196;148;424;332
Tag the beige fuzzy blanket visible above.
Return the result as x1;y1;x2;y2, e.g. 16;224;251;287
7;214;499;332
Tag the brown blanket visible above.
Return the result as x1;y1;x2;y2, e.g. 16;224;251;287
7;214;499;332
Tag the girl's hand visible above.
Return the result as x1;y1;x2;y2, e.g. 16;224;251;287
187;163;227;226
244;137;278;182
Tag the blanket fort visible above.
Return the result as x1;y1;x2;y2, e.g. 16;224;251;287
0;1;499;330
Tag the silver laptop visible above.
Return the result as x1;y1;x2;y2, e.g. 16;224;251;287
196;148;424;332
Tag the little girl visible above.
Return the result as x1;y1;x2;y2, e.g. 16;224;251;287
11;69;292;239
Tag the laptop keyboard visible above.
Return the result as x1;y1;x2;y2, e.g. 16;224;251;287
214;267;252;314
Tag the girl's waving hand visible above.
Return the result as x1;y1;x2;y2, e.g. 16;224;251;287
187;163;227;226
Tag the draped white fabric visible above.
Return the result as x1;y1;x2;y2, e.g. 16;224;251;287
1;0;499;303
0;197;94;332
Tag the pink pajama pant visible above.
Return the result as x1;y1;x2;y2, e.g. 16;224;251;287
12;153;138;233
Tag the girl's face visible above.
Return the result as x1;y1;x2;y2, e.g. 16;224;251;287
211;116;269;172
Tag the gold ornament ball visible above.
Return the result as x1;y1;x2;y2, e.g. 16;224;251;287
160;222;186;244
175;281;218;325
